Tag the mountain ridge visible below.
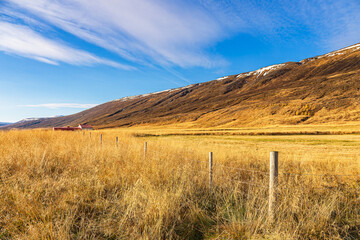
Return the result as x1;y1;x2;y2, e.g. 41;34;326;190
3;42;360;129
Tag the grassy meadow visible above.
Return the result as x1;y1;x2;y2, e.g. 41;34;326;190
0;127;359;239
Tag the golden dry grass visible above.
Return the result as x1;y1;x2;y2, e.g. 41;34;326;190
0;128;359;239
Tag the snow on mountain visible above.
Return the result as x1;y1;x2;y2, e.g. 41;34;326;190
112;85;196;103
236;72;254;79
216;76;229;81
19;118;41;122
252;64;286;77
216;63;286;82
18;115;64;123
211;42;360;100
317;43;360;59
331;43;360;53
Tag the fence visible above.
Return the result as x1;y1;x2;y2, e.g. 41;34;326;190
2;131;341;224
79;133;359;222
0;130;358;231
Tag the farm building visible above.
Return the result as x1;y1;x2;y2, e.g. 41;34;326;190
53;124;93;131
78;124;94;130
53;126;80;131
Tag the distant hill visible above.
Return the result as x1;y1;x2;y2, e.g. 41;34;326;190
3;43;360;129
0;122;11;127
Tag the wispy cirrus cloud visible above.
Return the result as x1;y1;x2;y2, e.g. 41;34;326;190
0;20;133;69
1;0;360;70
21;103;98;109
3;0;234;68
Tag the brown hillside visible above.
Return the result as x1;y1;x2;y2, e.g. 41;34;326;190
4;43;360;129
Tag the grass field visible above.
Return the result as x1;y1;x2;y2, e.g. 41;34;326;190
0;127;359;239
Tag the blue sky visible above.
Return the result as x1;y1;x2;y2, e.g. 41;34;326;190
1;0;360;122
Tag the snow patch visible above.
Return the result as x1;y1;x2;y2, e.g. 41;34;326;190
324;52;345;57
19;118;41;122
319;43;360;59
18;115;63;123
252;64;286;76
216;76;229;81
234;63;286;79
236;72;254;79
338;43;360;52
112;85;195;103
218;63;286;82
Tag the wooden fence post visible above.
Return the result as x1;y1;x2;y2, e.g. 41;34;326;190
83;131;85;136
116;137;118;147
144;142;147;156
209;152;213;191
100;134;102;145
89;132;91;139
269;151;279;222
356;175;359;216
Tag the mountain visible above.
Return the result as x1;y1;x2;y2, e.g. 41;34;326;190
0;122;12;127
2;116;64;129
3;43;360;129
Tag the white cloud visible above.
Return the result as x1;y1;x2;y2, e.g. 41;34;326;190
2;0;360;69
4;0;233;68
22;103;98;109
0;20;133;69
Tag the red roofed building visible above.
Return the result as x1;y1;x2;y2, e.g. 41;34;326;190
78;124;93;130
53;126;80;131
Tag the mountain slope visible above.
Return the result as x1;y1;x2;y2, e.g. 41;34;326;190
4;43;360;129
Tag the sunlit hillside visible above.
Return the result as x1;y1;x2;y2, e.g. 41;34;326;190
0;128;358;239
4;43;360;130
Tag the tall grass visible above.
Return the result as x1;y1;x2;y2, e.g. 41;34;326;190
0;129;358;239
